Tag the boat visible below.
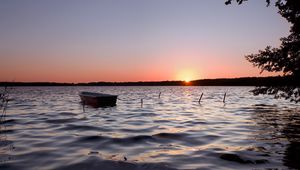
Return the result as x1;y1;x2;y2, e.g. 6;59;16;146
79;91;117;107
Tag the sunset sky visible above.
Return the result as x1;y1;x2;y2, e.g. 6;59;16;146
0;0;290;83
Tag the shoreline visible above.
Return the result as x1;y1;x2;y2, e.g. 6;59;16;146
0;76;298;86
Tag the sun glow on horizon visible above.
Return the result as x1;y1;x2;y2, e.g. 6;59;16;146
176;68;200;82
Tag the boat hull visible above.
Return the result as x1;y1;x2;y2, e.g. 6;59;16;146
79;92;117;107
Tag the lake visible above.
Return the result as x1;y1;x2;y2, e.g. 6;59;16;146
1;86;299;170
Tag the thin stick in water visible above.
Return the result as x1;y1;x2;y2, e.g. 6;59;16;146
223;92;226;103
82;101;85;113
141;98;143;107
198;93;203;103
159;92;161;99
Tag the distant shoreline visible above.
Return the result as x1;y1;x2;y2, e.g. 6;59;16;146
1;76;298;86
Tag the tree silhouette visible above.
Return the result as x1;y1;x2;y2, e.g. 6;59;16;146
225;0;300;102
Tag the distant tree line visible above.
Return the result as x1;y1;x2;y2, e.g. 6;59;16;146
0;76;298;87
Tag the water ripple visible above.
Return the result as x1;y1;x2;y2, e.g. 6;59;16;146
0;86;299;169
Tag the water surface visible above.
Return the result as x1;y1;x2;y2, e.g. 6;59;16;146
1;86;299;169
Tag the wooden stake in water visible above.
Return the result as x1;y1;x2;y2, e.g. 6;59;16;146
82;101;85;113
141;98;143;107
198;93;203;103
159;92;161;99
223;92;226;103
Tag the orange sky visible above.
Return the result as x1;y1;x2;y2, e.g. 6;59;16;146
0;48;280;83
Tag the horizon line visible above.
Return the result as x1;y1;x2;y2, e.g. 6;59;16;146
0;76;285;84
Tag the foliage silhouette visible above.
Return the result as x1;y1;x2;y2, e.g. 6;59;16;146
225;0;300;102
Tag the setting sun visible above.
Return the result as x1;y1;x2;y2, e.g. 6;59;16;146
176;69;200;82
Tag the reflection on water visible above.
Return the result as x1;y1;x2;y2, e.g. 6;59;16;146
0;120;12;164
0;86;299;170
250;104;300;169
0;89;14;166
